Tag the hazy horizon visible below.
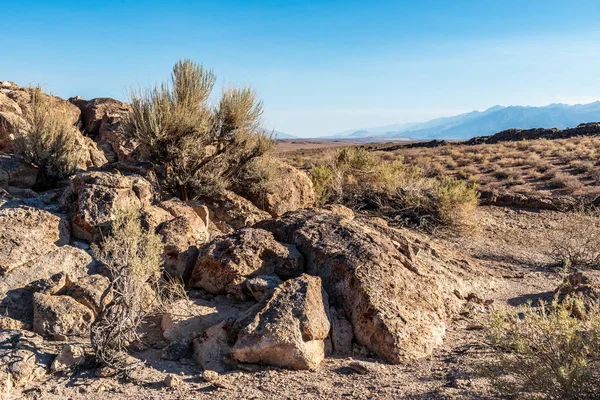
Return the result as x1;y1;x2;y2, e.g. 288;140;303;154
2;1;600;137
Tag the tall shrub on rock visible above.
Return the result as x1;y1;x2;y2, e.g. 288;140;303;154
13;87;80;188
126;59;275;200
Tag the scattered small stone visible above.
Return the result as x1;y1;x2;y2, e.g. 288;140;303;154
96;366;117;378
51;344;85;373
202;370;220;383
349;361;370;375
453;289;463;300
164;374;182;388
238;363;262;373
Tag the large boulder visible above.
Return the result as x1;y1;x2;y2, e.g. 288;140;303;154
155;199;210;280
0;154;38;189
199;190;270;233
66;274;111;316
161;297;251;345
0;206;69;274
237;158;316;217
232;274;330;370
257;209;477;363
69;97;135;162
189;228;304;295
70;171;155;242
32;293;94;338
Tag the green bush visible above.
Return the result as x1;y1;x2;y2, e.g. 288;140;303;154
310;165;334;206
126;59;275;200
476;297;600;399
433;177;479;232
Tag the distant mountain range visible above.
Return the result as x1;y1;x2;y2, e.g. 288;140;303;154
330;102;600;140
272;130;298;139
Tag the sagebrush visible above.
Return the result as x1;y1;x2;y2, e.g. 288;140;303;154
126;59;275;200
13;87;80;187
549;208;600;270
90;208;163;373
476;297;600;399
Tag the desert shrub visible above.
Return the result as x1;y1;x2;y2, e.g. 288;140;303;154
433;177;478;231
549;209;600;270
476;297;600;399
126;59;275;200
310;165;334;206
570;160;594;174
549;172;582;192
13;87;80;187
313;147;479;232
90;208;163;373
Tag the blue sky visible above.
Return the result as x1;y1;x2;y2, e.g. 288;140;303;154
2;0;600;137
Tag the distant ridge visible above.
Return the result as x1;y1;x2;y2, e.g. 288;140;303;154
330;102;600;140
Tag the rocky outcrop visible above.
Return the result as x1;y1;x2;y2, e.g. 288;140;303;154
69;97;135;162
66;274;111;316
0;206;70;274
0;154;38;189
0;329;50;395
232;274;330;370
32;293;94;337
155;199;210;280
257;210;473;363
237;158;315;217
189;228;304;295
0;81;80;152
70;171;155;242
199;190;270;233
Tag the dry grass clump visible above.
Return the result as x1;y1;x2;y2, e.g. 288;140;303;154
91;208;163;373
127;59;274;200
13;87;80;187
570;160;594;174
549;209;600;270
549;172;583;192
310;147;479;232
476;297;600;399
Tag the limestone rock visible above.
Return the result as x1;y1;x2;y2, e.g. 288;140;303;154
0;206;69;274
50;344;85;373
66;274;111;316
257;210;470;363
232;274;330;370
198;190;270;233
0;154;38;189
161;297;250;344
32;293;94;337
189;228;304;295
70;171;155;242
237;158;315;217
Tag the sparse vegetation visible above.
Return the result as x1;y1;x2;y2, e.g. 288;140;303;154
90;208;163;374
309;147;479;232
476;297;600;399
13;87;80;187
549;208;600;270
126;59;275;200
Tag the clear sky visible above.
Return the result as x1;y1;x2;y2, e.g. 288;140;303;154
2;0;600;137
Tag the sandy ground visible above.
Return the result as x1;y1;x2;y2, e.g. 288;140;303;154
15;205;581;399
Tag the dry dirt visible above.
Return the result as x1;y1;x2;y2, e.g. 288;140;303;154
17;206;585;399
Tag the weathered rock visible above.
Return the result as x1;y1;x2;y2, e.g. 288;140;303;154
189;228;304;295
329;306;354;356
73;134;108;169
70;171;155;242
245;275;282;302
257;210;474;363
199;190;270;233
232;274;330;370
192;321;236;373
0;316;27;330
163;374;182;388
0;206;69;274
0;329;49;391
156;199;209;280
50;344;85;373
161;341;190;361
66;274;111;316
0;154;38;189
32;293;94;337
161;297;250;344
238;158;315;217
69;97;135;162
